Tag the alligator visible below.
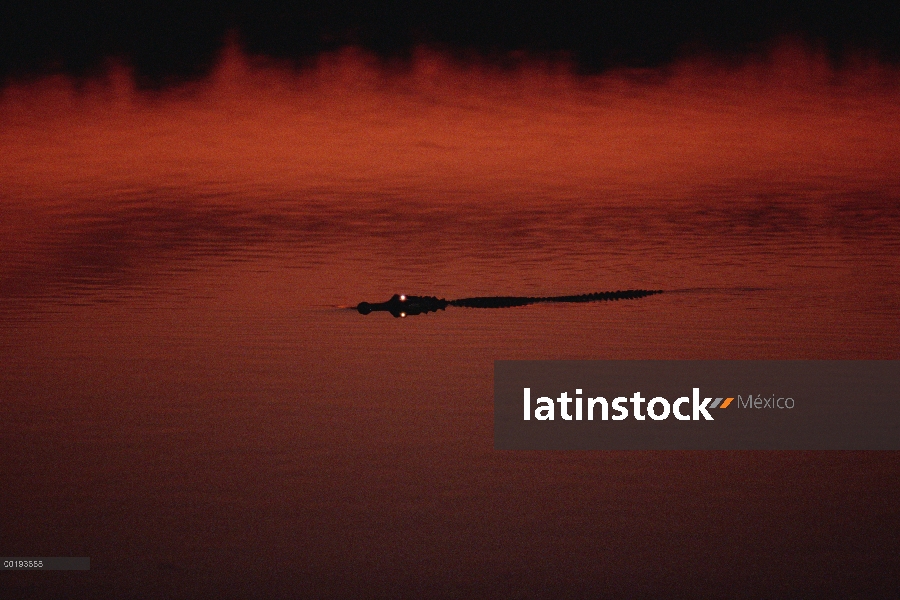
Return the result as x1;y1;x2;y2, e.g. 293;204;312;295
357;290;663;317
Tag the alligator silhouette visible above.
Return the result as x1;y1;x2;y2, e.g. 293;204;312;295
357;290;663;317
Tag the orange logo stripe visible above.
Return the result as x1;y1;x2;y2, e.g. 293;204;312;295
720;397;734;409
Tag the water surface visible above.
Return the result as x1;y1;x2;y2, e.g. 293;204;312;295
2;49;899;597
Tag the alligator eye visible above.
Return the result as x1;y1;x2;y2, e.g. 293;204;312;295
400;312;406;317
399;295;406;301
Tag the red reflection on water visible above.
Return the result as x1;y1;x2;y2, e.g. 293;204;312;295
2;43;899;205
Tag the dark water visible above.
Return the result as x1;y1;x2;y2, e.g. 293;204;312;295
2;55;900;597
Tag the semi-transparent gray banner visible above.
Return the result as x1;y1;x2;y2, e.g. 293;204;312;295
494;361;900;450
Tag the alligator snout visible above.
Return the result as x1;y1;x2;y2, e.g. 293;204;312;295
357;294;449;317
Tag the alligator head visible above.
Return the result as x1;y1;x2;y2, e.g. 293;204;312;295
357;294;450;318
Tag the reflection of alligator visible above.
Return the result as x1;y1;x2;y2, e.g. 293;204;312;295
357;290;663;317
